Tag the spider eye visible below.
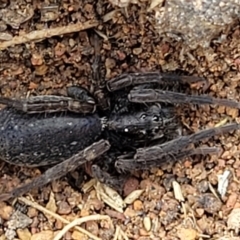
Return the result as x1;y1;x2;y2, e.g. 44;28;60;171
153;115;159;122
140;114;147;120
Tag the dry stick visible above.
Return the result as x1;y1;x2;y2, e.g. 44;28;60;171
18;197;104;240
54;215;111;240
0;20;99;50
0;139;110;201
113;225;121;240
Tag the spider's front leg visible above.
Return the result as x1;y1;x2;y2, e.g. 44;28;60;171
107;72;240;109
0;86;96;114
134;123;240;161
115;123;240;172
129;87;240;109
106;72;208;92
115;147;220;172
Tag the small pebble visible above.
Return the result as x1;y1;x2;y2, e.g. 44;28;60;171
31;230;54;240
27;207;38;218
133;200;143;211
17;228;31;240
57;201;72;215
133;47;142;55
55;219;63;230
143;216;152;232
0;205;13;220
123;177;139;197
86;220;99;236
72;231;88;240
80;209;90;217
139;228;150;236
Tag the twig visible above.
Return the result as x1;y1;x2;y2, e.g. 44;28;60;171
113;225;121;240
112;224;130;240
0;20;99;50
54;214;111;240
0;139;110;201
18;197;103;240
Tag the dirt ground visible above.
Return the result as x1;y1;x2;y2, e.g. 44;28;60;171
0;1;240;240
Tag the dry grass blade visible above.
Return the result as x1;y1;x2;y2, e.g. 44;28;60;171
54;215;111;240
173;181;184;202
18;197;103;240
95;182;125;213
0;20;99;50
124;189;144;204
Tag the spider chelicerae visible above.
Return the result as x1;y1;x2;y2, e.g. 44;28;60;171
0;72;239;201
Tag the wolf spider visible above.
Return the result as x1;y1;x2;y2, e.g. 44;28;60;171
0;72;239;201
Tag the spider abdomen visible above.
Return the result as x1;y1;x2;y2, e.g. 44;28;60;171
0;107;102;167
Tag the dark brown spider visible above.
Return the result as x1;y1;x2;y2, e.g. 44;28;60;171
0;72;239;201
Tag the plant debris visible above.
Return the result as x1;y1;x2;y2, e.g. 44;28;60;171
0;0;239;239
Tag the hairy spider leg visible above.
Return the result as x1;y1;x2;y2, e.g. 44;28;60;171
0;86;96;114
129;88;240;109
106;72;208;91
115;147;220;171
134;123;240;161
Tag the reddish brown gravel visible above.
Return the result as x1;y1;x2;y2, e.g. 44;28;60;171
0;1;240;239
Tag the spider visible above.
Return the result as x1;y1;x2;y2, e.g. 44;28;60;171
0;72;239;201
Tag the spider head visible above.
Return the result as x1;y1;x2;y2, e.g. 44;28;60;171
107;104;180;140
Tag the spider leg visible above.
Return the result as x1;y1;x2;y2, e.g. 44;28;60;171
0;139;110;201
135;123;240;161
129;88;240;109
0;87;96;114
115;147;220;172
106;72;208;91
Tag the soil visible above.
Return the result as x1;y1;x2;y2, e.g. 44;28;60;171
0;1;240;240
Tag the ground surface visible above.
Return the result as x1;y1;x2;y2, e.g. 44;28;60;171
0;1;240;240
